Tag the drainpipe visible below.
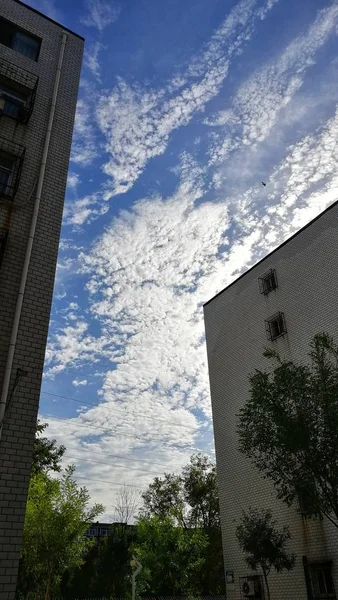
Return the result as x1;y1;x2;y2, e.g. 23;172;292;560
0;32;68;440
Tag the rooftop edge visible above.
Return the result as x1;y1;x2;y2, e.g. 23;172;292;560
203;199;338;308
13;0;85;40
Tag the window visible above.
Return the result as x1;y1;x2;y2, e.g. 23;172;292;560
0;83;27;119
265;312;287;341
0;155;14;197
0;17;41;62
0;58;38;123
258;268;278;295
87;527;98;537
100;527;109;536
310;563;336;599
0;137;25;201
0;230;8;270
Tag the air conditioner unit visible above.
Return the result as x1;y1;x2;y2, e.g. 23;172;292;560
242;579;255;597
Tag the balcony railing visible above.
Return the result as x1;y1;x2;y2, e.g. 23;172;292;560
0;57;38;123
0;229;8;269
0;137;25;202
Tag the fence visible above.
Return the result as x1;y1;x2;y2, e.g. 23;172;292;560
52;596;227;600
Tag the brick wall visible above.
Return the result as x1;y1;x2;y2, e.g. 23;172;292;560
204;203;338;600
0;2;83;597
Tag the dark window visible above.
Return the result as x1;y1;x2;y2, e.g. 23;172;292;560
100;527;109;536
0;17;41;61
310;563;336;599
0;229;8;269
265;312;287;341
0;58;39;123
0;137;25;202
258;268;278;295
0;155;14;196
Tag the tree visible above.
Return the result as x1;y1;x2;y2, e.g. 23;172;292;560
141;453;219;528
141;455;225;594
115;485;139;524
18;467;104;600
238;334;338;529
141;472;185;524
90;523;137;598
31;421;65;475
183;453;220;528
134;515;208;596
236;508;296;600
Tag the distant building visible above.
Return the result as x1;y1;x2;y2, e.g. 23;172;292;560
0;1;83;598
86;522;113;541
204;202;338;600
85;521;135;542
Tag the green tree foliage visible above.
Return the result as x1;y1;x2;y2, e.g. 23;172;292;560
141;473;185;523
92;523;137;598
141;454;225;594
17;467;104;600
134;515;208;596
31;421;65;475
236;508;296;600
238;333;338;528
183;453;220;528
142;453;220;528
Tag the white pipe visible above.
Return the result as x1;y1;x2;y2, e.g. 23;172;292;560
0;32;68;439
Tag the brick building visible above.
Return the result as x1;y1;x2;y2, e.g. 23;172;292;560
0;1;83;597
204;202;338;600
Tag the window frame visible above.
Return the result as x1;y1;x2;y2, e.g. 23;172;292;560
0;229;8;270
310;562;336;599
0;137;26;202
0;16;41;62
265;311;287;341
0;155;15;197
0;57;39;123
258;268;278;295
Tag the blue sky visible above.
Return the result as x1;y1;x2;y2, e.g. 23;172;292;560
26;0;338;517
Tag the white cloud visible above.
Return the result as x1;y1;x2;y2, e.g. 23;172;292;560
64;193;109;227
24;0;63;22
72;379;88;387
96;0;278;198
45;320;114;377
81;0;121;32
47;107;338;453
40;414;196;520
71;97;100;167
67;172;80;190
84;42;104;82
44;0;338;513
207;3;338;165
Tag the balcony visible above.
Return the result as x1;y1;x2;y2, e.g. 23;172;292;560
0;57;38;123
0;229;8;269
0;137;25;202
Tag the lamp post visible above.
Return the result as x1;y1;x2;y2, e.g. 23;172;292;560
130;555;142;600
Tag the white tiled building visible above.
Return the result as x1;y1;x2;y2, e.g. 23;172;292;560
0;2;83;597
204;202;338;600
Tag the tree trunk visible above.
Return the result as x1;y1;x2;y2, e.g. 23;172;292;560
262;568;270;600
44;567;52;600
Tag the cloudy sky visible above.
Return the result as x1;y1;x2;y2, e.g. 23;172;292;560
28;0;338;519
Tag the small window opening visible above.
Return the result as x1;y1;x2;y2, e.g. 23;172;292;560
0;229;8;269
265;312;287;341
0;17;41;62
0;57;39;123
0;137;26;202
258;268;278;295
310;562;336;599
